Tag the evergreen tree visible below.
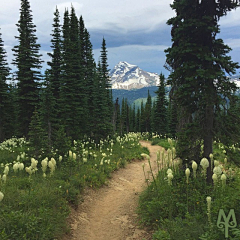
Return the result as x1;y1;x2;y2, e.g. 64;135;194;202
144;90;152;132
153;74;168;136
43;7;63;144
136;107;140;132
60;7;86;139
99;38;113;134
165;0;240;182
167;99;177;138
140;101;145;132
0;30;11;140
28;108;48;157
47;7;62;101
12;0;43;137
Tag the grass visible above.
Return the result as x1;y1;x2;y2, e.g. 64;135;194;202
0;133;149;239
138;137;240;240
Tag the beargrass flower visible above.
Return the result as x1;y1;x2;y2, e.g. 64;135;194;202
19;163;24;171
3;166;9;175
213;166;222;176
25;167;32;176
212;173;218;185
167;168;172;175
69;150;73;158
73;153;76;160
224;158;227;164
141;153;150;160
59;156;63;162
13;162;19;172
185;168;190;184
83;158;87;163
41;159;48;173
206;196;212;226
200;158;209;177
0;191;4;202
167;172;173;185
2;174;7;183
31;158;38;169
192;161;198;178
221;173;227;187
214;160;219;167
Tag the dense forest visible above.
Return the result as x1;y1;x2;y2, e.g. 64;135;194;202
0;0;240;161
0;1;178;156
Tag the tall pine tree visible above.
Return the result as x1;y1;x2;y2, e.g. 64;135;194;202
165;0;240;182
12;0;42;137
0;30;11;140
153;74;168;136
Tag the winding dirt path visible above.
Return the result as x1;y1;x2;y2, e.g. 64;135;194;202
63;141;164;240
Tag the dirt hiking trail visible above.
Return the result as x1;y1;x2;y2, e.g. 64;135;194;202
63;141;164;240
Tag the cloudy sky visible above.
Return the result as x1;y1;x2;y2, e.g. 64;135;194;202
0;0;240;76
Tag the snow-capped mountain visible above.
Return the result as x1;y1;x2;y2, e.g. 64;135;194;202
109;61;159;90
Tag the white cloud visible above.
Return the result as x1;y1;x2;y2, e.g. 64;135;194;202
1;0;239;74
225;38;240;49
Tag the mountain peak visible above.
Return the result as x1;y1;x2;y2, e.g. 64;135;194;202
110;62;159;90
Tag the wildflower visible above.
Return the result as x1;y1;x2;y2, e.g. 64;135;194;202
19;163;24;171
206;196;212;226
167;172;173;185
102;153;107;158
2;174;7;183
185;168;190;184
13;162;19;172
172;147;176;159
31;158;38;169
69;150;73;158
83;158;87;163
3;166;9;175
200;158;209;177
168;138;172;146
221;173;227;187
200;158;209;169
214;160;219;167
25;167;32;176
224;158;227;164
41;159;48;173
72;153;76;160
141;153;150;160
212;173;218;185
192;161;198;178
0;191;4;202
59;156;63;162
167;168;172;175
213;166;222;176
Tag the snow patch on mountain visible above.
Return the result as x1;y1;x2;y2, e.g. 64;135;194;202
110;61;159;90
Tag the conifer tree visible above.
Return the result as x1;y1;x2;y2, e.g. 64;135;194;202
144;90;152;132
42;7;63;144
99;38;113;134
12;0;42;137
60;7;86;139
47;7;62;101
0;30;11;140
165;0;240;182
153;74;168;136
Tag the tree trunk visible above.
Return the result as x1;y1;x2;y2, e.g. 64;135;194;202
203;103;214;184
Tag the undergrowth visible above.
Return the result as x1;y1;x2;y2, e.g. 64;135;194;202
0;133;149;239
138;138;240;240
